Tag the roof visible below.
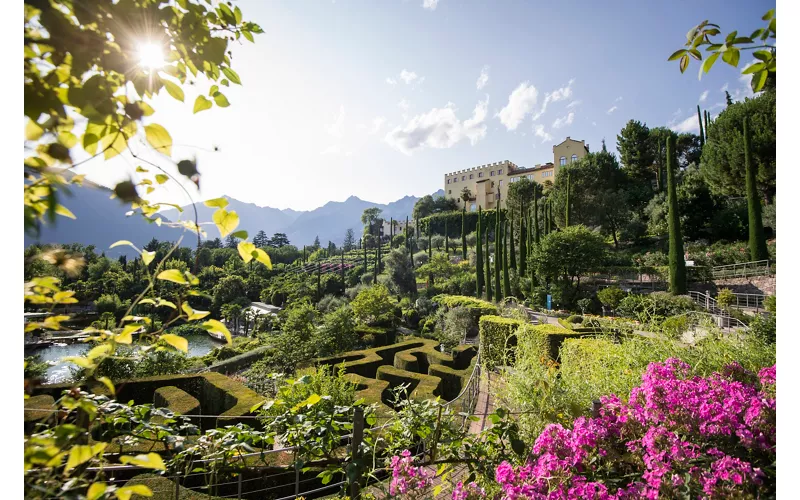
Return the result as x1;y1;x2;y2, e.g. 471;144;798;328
508;162;555;175
248;302;281;314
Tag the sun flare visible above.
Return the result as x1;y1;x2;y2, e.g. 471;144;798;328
137;42;165;70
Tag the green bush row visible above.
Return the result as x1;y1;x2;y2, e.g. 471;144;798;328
478;315;524;370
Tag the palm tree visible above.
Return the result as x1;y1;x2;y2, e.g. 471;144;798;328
460;187;472;210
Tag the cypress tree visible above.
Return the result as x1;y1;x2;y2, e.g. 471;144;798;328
503;219;511;298
494;208;501;301
704;110;710;142
484;223;492;301
363;241;367;271
533;191;540;245
476;207;484;297
666;134;687;295
519;204;527;276
415;217;420;253
445;220;449;256
461;208;467;259
744;115;769;261
374;246;379;283
428;225;432;260
509;216;516;271
405;216;410;251
697;105;705;148
565;172;571;228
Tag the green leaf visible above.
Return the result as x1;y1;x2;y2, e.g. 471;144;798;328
667;49;685;61
751;70;768;92
721;48;740;67
64;356;94;369
762;9;775;21
65;443;106;472
243;30;254;43
212;209;240;238
204;197;229;209
87;482;108;500
238;241;256;263
193;95;212;114
253;248;273;269
141;250;156;266
231;230;248;240
701;52;720;74
144;124;173;157
161;333;188;353
57;132;79;149
156;269;188;284
26;119;44;140
742;62;766;74
116;485;152;500
96;377;116;397
213;92;230;107
162;79;184;102
120;453;166;470
202;319;232;344
155;174;169;184
306;394;322;406
222;67;241;85
679;54;689;73
56;205;76;219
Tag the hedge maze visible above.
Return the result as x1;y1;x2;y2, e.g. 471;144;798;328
315;337;478;414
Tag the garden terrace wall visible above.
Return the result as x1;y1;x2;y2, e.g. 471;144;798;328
479;315;524;370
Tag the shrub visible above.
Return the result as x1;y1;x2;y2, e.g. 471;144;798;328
440;307;472;350
616;292;696;323
566;315;583;324
716;288;735;309
351;285;397;326
413;250;429;267
597;286;626;311
260;365;357;417
764;294;776;313
479;315;524;369
318;294;347;313
314;305;358;357
516;323;599;364
24;355;49;379
661;315;689;339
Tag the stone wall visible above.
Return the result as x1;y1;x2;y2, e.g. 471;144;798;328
690;275;776;296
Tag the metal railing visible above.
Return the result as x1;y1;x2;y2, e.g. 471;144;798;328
689;291;729;317
443;349;482;429
710;260;772;279
731;292;767;311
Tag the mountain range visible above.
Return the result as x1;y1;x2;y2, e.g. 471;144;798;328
24;179;443;256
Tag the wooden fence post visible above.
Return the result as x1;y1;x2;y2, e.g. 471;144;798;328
349;407;365;499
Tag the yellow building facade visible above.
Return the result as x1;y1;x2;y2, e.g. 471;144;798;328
443;137;589;210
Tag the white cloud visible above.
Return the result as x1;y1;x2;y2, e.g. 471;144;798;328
533;124;553;143
386;77;397;85
326;105;346;139
384;97;489;155
592;121;597;127
607;106;618;115
566;100;581;109
496;82;538;131
699;90;709;103
671;114;699;134
552;112;574;129
476;65;490;90
672;108;682;118
614;96;623;102
720;82;729;92
422;0;439;10
397;99;410;112
400;69;419;84
370;116;386;135
532;79;574;120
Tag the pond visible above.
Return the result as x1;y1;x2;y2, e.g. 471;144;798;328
25;333;225;384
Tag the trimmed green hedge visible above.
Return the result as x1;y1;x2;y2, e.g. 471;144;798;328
517;324;601;364
153;386;200;417
377;365;441;404
344;373;392;416
355;325;396;347
205;345;273;374
479;315;524;369
24;394;55;433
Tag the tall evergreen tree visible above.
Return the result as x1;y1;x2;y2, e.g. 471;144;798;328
461;208;467;259
415;218;420;253
343;228;356;252
503;219;511;298
519;204;527;276
697;105;705;148
494;207;501;300
533;191;540;245
667;135;687;295
704;110;710;141
363;240;367;271
509;216;516;271
476;207;484;296
374;246;379;283
428;225;432;260
744;115;769;261
484;224;492;301
445;220;449;256
565;172;571;228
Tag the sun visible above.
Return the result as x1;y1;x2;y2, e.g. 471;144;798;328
137;42;165;70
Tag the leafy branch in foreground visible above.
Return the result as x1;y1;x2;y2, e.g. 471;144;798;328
669;9;775;92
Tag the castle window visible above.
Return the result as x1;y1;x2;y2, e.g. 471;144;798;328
571;154;578;163
448;190;451;194
478;172;484;178
447;179;451;184
560;156;566;166
462;175;466;181
469;174;474;179
490;171;495;176
498;169;504;175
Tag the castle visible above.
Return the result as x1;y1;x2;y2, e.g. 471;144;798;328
443;137;589;210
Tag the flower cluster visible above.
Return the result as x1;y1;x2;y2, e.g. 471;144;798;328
389;450;433;497
493;359;775;499
452;481;486;500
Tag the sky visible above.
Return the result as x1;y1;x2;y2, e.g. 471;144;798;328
73;0;774;212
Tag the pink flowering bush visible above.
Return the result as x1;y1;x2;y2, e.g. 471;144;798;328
389;450;434;498
493;359;775;499
452;481;487;500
